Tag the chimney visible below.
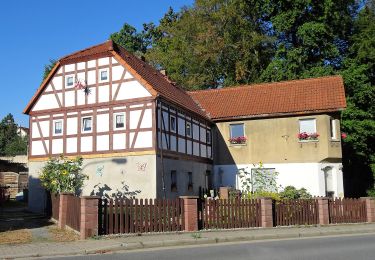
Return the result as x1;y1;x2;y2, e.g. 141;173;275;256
160;69;167;76
141;56;146;62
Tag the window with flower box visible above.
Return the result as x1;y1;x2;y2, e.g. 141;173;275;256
229;123;247;144
298;119;319;141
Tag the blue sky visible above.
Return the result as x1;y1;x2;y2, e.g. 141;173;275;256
0;0;193;127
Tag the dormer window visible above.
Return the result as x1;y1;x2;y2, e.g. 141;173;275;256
100;69;108;82
66;76;74;87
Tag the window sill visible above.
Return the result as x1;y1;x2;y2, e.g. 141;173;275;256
298;140;319;143
229;143;247;147
330;139;341;142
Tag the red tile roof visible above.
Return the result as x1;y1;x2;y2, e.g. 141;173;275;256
25;41;346;121
24;41;208;119
112;43;209;118
188;76;346;120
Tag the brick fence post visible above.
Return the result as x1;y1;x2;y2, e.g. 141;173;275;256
80;196;100;239
360;197;375;222
180;196;199;232
260;197;273;228
316;197;330;225
58;193;73;229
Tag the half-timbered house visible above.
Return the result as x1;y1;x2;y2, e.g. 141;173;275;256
24;41;213;212
25;41;346;213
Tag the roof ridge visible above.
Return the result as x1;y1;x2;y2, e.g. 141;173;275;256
188;75;343;94
59;40;113;61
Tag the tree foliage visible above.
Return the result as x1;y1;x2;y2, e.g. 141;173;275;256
107;0;375;196
0;114;27;156
43;59;57;80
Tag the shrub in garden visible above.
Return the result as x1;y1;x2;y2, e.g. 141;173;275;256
279;186;312;199
40;156;88;195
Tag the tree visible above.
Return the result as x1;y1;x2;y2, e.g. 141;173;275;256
259;0;358;81
43;59;57;80
340;2;375;196
0;114;27;156
145;1;274;89
110;23;149;57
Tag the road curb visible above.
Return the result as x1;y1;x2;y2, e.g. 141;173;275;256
4;229;375;259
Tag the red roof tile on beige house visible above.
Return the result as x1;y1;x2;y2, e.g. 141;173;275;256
188;76;346;121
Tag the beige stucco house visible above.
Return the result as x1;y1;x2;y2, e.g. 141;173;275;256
190;77;346;197
24;41;346;213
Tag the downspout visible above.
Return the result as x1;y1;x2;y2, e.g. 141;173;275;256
157;98;166;199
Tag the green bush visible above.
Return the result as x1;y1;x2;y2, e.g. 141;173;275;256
366;188;375;197
279;186;312;200
40;156;87;195
244;190;281;201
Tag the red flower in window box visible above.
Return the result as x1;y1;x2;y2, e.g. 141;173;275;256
298;132;319;140
229;136;247;144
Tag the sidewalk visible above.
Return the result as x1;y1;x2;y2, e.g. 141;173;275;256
2;223;375;259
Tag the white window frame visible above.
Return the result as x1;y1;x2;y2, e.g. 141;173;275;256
53;119;63;136
114;112;125;130
299;118;316;134
81;116;93;133
66;76;74;87
99;69;109;82
330;118;337;140
229;123;245;138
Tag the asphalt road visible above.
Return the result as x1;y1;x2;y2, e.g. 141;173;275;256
46;234;375;260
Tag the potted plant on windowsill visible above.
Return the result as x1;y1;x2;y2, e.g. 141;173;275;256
229;136;247;144
298;132;319;141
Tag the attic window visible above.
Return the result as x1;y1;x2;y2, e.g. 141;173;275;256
66;76;74;87
101;71;108;80
99;69;108;82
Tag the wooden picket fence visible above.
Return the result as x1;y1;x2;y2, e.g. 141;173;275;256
98;198;184;235
65;195;81;232
200;198;261;229
274;199;319;226
51;193;60;221
328;198;367;224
